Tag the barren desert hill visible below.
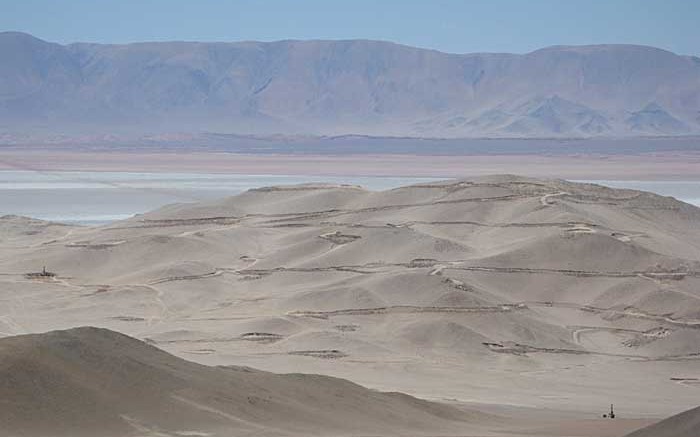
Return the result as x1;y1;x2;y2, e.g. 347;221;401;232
2;31;700;138
1;175;700;418
624;405;700;437
0;326;482;437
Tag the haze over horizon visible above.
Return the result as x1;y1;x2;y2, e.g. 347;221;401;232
2;31;700;139
2;0;699;56
3;1;700;141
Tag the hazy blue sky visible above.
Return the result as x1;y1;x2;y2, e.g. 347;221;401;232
2;0;698;55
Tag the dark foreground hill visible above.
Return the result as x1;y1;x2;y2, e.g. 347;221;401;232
0;327;478;437
625;406;700;437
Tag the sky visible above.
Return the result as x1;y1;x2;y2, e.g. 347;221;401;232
1;0;699;55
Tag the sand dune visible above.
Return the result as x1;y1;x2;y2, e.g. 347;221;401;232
0;327;480;437
1;175;700;434
624;405;700;437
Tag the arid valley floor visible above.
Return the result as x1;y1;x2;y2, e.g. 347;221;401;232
1;175;700;436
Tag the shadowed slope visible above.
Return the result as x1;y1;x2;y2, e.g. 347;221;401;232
0;327;479;437
625;406;700;437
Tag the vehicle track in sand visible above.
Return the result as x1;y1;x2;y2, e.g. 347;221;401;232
540;191;570;206
569;326;645;345
527;301;700;329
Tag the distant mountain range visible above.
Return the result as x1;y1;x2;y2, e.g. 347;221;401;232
1;31;699;139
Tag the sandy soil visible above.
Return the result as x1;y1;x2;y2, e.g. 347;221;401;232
0;327;490;437
624;405;700;437
1;175;699;436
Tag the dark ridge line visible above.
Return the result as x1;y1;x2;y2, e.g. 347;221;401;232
444;266;699;279
148;270;223;284
261;194;533;223
235;261;698;278
105;193;537;230
140;258;699;285
481;342;651;358
287;303;527;319
403;220;600;229
263;220;602;230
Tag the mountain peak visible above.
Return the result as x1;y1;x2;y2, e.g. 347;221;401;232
0;33;698;138
532;43;679;56
0;31;50;44
640;101;667;113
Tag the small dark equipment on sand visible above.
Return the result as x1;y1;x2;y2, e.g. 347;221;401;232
603;404;616;419
26;266;56;279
